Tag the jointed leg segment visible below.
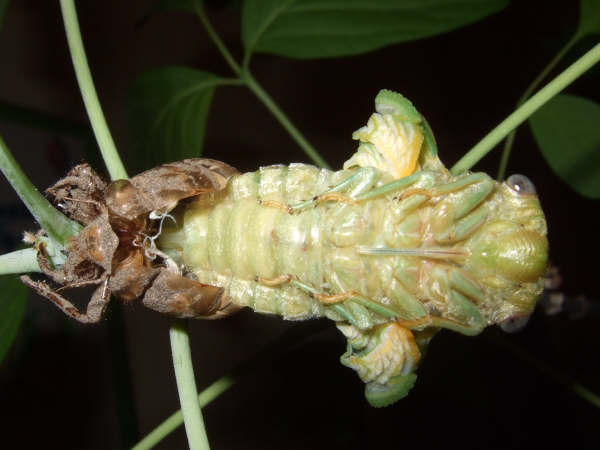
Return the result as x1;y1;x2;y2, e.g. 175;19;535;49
21;275;111;323
254;274;293;286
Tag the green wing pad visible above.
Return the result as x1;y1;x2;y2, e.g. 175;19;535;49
365;373;418;407
337;322;421;407
374;90;421;123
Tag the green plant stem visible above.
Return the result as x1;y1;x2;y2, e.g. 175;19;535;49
0;248;40;275
59;0;128;180
451;41;600;175
0;135;82;244
193;4;330;169
169;319;210;450
243;70;331;169
133;320;328;449
131;376;234;450
61;4;207;448
195;3;241;76
59;3;151;447
497;33;581;180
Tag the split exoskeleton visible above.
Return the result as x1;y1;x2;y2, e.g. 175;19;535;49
21;159;242;323
23;90;548;407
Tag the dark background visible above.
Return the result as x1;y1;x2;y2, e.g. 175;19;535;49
0;1;598;449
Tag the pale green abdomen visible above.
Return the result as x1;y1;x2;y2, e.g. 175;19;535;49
159;163;433;325
160;164;337;319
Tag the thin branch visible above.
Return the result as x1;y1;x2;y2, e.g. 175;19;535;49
0;135;82;244
496;33;581;180
131;376;234;450
192;4;330;169
169;319;211;450
194;3;241;76
131;321;328;449
451;42;600;175
59;0;128;180
243;70;331;169
0;248;40;275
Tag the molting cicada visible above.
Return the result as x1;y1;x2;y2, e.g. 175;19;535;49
23;89;548;407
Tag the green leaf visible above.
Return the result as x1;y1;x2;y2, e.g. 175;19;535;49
242;0;508;60
128;67;222;170
0;275;27;364
578;0;600;36
529;94;600;199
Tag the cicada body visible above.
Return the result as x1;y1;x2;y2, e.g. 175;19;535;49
25;90;548;407
157;90;549;406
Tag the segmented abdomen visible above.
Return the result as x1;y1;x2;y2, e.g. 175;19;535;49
159;163;433;325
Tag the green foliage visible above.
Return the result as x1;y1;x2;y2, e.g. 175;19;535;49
0;136;82;245
241;0;508;60
0;276;27;364
1;1;599;447
578;0;600;36
129;67;223;170
133;0;509;169
530;94;600;199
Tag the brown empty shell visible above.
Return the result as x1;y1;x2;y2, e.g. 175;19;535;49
46;163;107;225
106;159;239;220
27;158;240;323
142;269;238;319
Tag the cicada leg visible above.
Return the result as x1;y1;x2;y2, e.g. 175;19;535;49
337;321;421;407
316;292;397;319
355;170;434;201
399;265;487;336
290;279;398;329
428;172;495;243
258;166;383;215
255;274;293;287
395;315;483;337
285;168;436;217
287;167;381;213
311;290;359;304
20;275;111;323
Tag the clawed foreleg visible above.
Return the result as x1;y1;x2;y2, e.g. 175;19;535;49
21;275;111;324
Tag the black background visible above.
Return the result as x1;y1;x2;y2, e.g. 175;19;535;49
0;1;598;449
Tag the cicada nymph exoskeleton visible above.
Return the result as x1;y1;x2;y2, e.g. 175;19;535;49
21;158;241;323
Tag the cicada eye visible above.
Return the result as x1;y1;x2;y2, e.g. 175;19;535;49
507;174;537;196
499;314;531;333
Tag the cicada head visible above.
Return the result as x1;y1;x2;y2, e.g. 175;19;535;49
465;174;548;329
